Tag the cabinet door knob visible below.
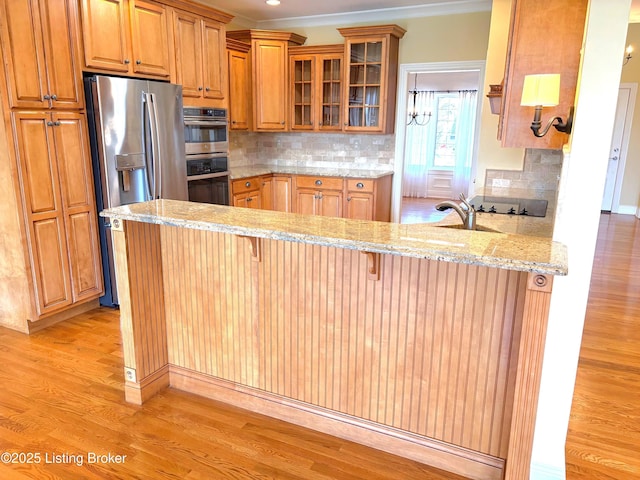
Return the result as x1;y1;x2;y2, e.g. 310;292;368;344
281;121;285;125
205;87;210;92
124;59;130;64
315;179;322;186
43;94;51;100
136;59;141;65
46;121;54;126
54;121;60;126
51;94;57;100
198;86;203;91
356;182;364;189
347;197;352;201
247;197;252;202
245;181;251;188
232;120;236;124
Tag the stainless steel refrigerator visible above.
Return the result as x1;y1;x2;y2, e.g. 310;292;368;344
85;75;187;307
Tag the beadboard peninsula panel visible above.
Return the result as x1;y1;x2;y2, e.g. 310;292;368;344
158;225;526;459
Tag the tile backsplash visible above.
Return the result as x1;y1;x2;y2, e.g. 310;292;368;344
485;148;563;192
229;131;395;170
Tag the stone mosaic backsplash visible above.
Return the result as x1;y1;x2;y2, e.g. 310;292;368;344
485;148;563;192
229;131;395;170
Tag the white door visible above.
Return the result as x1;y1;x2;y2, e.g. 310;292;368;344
601;85;635;211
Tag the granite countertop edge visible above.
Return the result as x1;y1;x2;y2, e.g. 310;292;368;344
101;200;568;277
228;164;394;180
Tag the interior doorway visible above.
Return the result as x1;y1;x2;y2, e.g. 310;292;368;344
392;61;485;223
601;83;636;213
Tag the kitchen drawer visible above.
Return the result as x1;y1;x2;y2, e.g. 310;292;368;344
232;176;261;194
346;178;374;193
296;175;343;190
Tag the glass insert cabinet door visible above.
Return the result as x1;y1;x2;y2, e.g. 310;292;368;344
292;57;314;129
346;40;384;129
320;57;342;129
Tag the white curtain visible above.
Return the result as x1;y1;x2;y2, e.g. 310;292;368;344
402;91;435;198
452;90;478;195
402;89;478;198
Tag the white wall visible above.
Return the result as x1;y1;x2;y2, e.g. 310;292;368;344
531;1;632;478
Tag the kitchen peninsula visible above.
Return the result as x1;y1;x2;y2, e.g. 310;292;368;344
102;200;567;480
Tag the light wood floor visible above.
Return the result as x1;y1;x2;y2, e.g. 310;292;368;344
0;310;469;479
565;213;640;479
400;197;451;224
0;213;637;479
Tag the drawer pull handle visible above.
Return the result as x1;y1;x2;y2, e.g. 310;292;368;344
356;182;364;189
245;181;251;188
315;180;322;186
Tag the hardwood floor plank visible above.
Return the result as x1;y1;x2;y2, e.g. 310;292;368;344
566;214;640;479
0;307;470;479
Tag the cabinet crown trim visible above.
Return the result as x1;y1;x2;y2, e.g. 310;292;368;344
226;38;251;53
227;29;307;46
338;24;406;39
289;44;343;55
164;0;234;23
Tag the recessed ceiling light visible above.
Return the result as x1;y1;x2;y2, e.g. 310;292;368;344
266;0;280;5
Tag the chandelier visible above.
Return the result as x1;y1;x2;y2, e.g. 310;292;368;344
407;73;432;126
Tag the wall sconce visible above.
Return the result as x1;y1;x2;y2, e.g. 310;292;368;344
486;83;503;115
520;73;574;137
407;73;432;126
624;45;633;65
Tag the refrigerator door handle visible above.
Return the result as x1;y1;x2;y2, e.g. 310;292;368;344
150;93;163;199
143;92;155;200
144;91;162;199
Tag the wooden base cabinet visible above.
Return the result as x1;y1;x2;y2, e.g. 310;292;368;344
0;0;84;110
231;176;261;208
294;175;344;217
11;111;103;317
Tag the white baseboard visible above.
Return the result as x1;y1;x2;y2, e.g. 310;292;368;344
530;461;565;480
615;205;638;215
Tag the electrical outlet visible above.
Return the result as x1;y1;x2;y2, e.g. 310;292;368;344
124;367;136;383
492;178;511;188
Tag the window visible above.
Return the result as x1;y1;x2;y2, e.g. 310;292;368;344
432;94;460;168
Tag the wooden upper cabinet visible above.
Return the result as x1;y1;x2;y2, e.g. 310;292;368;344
80;0;171;78
289;44;343;132
202;20;226;100
0;0;83;109
227;39;251;130
129;0;172;77
499;0;588;149
227;30;306;131
339;25;405;134
173;10;227;107
80;0;130;72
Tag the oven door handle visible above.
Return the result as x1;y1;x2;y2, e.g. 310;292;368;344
185;152;228;160
187;172;230;181
184;119;228;127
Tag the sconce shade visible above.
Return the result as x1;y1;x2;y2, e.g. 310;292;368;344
520;74;560;107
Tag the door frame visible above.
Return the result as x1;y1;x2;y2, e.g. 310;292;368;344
391;61;485;223
605;83;637;214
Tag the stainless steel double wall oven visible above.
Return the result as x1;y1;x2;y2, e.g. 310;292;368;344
184;107;230;205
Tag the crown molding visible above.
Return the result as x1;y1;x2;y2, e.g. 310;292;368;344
254;0;491;30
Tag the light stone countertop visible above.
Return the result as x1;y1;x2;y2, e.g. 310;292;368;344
229;164;394;180
102;200;568;276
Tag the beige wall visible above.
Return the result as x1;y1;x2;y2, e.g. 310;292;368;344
475;0;525;189
620;23;640;212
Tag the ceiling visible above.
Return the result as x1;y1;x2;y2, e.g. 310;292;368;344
202;0;640;26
